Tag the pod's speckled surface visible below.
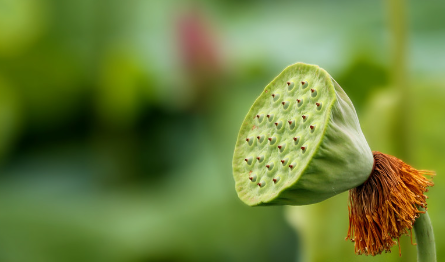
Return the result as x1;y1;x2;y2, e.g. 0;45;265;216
232;63;373;206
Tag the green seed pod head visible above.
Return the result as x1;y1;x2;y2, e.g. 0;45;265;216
232;63;373;206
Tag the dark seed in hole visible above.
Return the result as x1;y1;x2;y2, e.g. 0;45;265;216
310;125;315;130
311;89;315;93
302;115;306;120
273;178;277;183
293;137;298;141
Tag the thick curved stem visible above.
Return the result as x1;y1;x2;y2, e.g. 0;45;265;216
414;211;436;262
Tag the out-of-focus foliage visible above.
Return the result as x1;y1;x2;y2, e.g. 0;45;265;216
0;0;444;261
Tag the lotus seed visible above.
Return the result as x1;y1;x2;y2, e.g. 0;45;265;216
244;157;254;165
249;174;257;182
275;121;283;129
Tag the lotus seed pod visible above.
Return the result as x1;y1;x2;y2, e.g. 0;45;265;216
232;62;373;206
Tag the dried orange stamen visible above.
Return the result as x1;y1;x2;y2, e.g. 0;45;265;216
346;151;434;256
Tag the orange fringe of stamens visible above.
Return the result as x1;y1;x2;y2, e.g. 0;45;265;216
346;151;434;256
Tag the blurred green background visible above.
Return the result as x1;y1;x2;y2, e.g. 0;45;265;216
0;0;444;261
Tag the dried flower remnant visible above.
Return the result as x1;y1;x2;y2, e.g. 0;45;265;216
346;152;434;256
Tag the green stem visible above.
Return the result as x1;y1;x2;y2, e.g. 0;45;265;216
413;211;436;262
388;0;411;161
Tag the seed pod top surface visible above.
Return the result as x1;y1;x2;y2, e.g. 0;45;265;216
232;63;373;206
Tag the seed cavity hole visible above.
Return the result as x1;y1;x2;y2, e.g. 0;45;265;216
256;135;265;144
271;93;280;102
296;98;303;107
287;81;295;91
256;114;265;123
281;101;290;110
274;121;283;130
311;89;317;97
280;158;288;166
310;125;316;133
268;136;277;145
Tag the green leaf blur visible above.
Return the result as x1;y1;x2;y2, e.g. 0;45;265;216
0;0;444;261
